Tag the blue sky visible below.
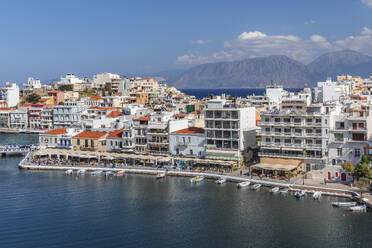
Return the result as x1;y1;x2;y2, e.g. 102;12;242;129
0;0;372;83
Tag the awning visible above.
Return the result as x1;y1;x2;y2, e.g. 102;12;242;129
252;163;300;172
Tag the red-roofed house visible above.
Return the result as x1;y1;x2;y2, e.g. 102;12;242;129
106;130;123;152
72;131;108;152
107;111;122;118
169;127;206;158
39;128;68;148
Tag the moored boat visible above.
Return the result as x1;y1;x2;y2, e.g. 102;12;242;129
251;184;262;190
190;176;204;183
77;169;86;175
90;170;103;175
104;171;114;177
294;190;306;198
349;205;367;212
279;188;289;194
237;181;250;188
116;171;125;176
332;201;357;208
270;187;279;193
216;177;226;184
313;191;322;199
156;172;166;179
65;169;73;175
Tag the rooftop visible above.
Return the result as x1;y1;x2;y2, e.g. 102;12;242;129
172;127;204;135
107;130;123;139
74;131;107;139
42;128;67;135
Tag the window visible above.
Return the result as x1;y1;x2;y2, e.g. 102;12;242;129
188;137;191;143
354;149;361;158
337;148;342;156
91;140;94;147
85;139;88;147
77;139;80;145
190;149;193;155
182;137;185;144
265;138;271;142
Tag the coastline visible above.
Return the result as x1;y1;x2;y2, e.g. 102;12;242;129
19;159;363;202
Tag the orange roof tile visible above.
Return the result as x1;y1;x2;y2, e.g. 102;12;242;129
90;96;102;100
74;131;107;139
350;95;359;98
107;130;123;139
134;117;150;121
89;106;121;111
172;127;204;135
48;90;60;94
0;107;12;111
107;111;122;118
174;114;185;118
42;128;67;135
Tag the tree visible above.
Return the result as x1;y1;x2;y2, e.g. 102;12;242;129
26;93;41;104
342;162;354;174
361;155;370;164
354;162;370;179
58;84;73;91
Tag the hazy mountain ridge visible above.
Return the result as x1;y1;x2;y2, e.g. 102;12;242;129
159;50;372;88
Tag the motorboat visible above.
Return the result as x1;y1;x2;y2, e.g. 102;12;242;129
216;177;227;184
77;169;86;175
190;176;204;183
104;171;114;177
90;170;103;176
349;205;367;212
280;188;289;194
332;202;357;208
313;191;322;199
116;171;125;176
65;169;73;175
156;172;166;179
270;187;279;193
294;190;306;198
237;181;250;188
251;184;262;190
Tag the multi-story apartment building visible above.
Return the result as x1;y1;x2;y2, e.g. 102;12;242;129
259;105;334;171
28;104;43;129
53;101;86;128
1;83;19;107
10;109;28;129
204;97;256;161
329;106;372;167
41;107;53;129
147;121;169;156
0;107;11;128
122;120;135;153
133;116;149;154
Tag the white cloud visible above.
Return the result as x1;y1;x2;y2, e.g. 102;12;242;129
190;40;212;45
305;20;316;25
361;0;372;7
361;26;372;35
176;28;372;65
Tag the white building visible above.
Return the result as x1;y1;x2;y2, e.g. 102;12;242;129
314;77;352;103
10;109;28;129
204;96;256;161
169;127;206;158
92;73;120;89
1;83;19;107
23;77;41;90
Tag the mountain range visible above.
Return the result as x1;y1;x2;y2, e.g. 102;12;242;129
152;50;372;88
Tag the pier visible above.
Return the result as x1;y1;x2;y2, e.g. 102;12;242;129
0;145;34;157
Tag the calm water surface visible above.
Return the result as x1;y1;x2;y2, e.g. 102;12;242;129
0;134;371;248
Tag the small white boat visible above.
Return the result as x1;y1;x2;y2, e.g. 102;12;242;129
313;191;322;199
332;202;357;208
104;171;114;177
216;177;227;184
116;171;125;176
270;187;279;193
349;205;367;212
65;169;73;175
251;184;262;190
77;169;86;175
190;176;204;183
294;190;306;198
237;181;250;188
90;170;103;175
156;172;166;179
280;188;289;194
